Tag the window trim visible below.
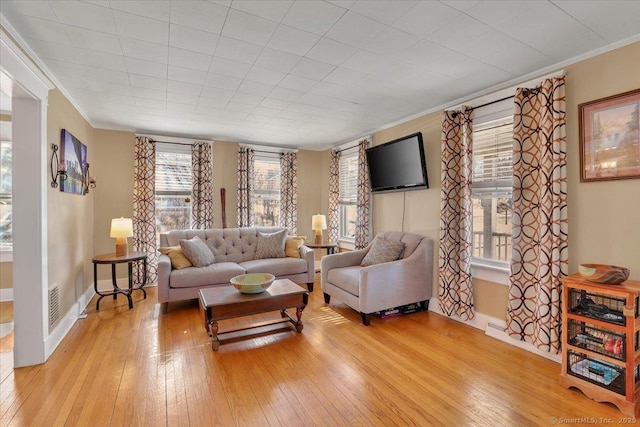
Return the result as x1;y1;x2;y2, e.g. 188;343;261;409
338;150;358;243
252;154;281;227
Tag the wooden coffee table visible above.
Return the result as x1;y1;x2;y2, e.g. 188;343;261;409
199;279;309;351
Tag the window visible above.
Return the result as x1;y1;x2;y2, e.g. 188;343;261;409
155;146;192;240
472;117;513;265
0;140;11;248
338;151;358;241
253;155;280;227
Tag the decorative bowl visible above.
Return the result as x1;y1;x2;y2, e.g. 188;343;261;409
230;273;275;294
578;264;630;285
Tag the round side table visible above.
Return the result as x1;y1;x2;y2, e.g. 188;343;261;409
92;251;148;310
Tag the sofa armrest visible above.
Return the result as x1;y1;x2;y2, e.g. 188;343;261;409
358;238;434;313
157;254;172;304
299;245;315;283
320;247;369;289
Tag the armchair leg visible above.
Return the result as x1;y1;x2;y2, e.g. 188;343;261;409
161;302;168;314
323;293;331;304
307;282;314;292
361;313;371;326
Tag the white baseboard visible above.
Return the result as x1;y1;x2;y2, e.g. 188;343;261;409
0;288;13;302
428;298;561;364
44;285;95;359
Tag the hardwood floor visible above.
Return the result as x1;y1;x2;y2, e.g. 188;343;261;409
0;276;624;426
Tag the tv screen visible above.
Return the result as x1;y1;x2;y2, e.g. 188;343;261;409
366;132;428;193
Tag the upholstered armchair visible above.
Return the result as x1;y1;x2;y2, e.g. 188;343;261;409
320;232;434;325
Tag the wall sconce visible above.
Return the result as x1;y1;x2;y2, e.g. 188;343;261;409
83;163;97;194
50;143;67;188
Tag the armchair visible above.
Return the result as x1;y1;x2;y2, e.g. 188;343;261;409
320;232;434;325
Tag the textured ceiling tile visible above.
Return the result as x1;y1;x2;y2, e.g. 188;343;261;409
49;1;117;34
169;1;228;33
281;1;345;35
230;0;293;22
221;9;278;46
267;25;320;56
325;11;387;48
109;1;171;21
113;11;170;45
169;24;220;55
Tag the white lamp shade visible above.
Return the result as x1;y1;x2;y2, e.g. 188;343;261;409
312;214;327;231
110;217;134;238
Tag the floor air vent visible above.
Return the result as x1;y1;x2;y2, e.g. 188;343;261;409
49;285;60;328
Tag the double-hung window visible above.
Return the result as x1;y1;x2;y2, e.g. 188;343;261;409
471;117;513;266
0;139;11;249
338;151;358;242
253;154;280;227
155;144;192;240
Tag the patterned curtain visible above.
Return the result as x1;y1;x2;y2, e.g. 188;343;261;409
191;142;213;229
133;136;157;283
354;139;371;249
439;107;474;320
506;77;567;354
237;147;255;227
327;149;340;244
280;151;298;234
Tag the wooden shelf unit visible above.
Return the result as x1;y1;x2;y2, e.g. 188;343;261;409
560;273;640;416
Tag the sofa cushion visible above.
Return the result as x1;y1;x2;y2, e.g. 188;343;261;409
180;236;214;267
361;236;405;267
285;236;305;258
327;266;362;297
240;257;307;276
169;262;245;288
159;246;192;269
255;230;287;259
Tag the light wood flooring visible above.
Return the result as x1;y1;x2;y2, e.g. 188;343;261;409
0;277;624;426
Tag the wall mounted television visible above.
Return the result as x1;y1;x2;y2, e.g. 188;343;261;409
366;132;429;193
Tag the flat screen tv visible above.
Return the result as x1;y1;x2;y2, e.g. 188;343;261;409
366;132;429;193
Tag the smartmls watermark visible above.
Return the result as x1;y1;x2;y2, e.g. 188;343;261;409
550;417;637;425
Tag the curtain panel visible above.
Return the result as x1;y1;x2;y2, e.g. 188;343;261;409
354;139;372;249
191;142;213;229
327;149;340;244
133;136;157;283
438;107;475;321
237;147;255;227
506;76;567;354
280;152;298;234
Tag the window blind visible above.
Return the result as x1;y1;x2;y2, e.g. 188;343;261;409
339;152;358;204
155;151;192;194
472;118;513;193
254;157;280;199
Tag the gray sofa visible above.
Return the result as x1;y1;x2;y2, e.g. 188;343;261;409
321;231;433;325
158;227;315;310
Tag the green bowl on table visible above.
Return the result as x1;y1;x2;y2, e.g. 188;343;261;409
230;273;275;294
578;264;630;285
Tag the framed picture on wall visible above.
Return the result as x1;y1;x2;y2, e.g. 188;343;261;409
579;88;640;182
60;129;87;195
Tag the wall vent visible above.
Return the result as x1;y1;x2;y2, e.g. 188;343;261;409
49;285;60;328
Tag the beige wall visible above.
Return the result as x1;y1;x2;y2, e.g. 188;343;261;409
367;41;640;321
47;89;95;319
91;136;326;278
0;262;12;291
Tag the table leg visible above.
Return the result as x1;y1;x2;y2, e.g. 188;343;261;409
94;262;104;311
126;262;133;309
136;257;147;299
210;321;220;351
295;306;304;333
111;264;118;300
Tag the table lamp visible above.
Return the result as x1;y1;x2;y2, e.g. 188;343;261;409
110;217;133;257
312;214;327;244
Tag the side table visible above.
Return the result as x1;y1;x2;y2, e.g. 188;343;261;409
305;242;338;272
92;251;148;310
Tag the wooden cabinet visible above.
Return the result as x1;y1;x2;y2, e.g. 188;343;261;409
560;273;640;416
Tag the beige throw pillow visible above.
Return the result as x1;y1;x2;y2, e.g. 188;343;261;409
159;246;193;269
361;237;405;267
255;230;287;259
180;236;214;267
285;236;306;258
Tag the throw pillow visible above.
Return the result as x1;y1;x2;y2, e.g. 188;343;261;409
159;246;193;269
285;236;306;258
361;237;405;267
255;229;287;259
180;236;215;267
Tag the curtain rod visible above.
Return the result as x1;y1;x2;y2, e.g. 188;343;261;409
334;144;359;154
451;87;541;117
